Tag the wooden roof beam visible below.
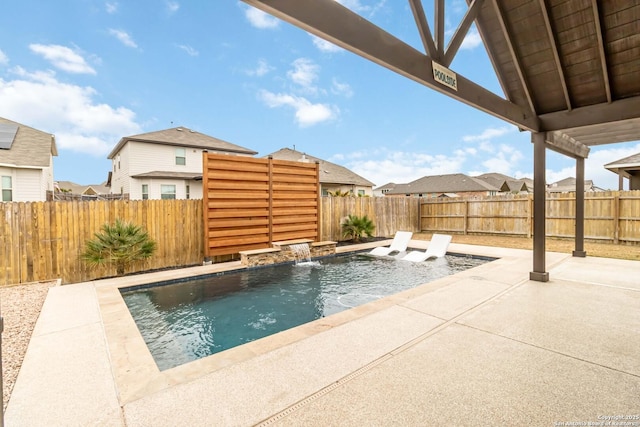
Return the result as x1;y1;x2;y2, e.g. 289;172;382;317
434;0;445;59
241;0;539;131
408;0;438;60
591;0;612;103
539;96;640;131
538;0;572;110
443;0;484;67
545;131;590;159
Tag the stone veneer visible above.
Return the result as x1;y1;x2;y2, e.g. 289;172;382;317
240;239;337;267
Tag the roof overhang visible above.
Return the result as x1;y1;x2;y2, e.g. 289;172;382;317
130;171;202;180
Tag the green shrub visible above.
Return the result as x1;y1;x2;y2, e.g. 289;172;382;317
81;219;157;276
341;214;375;242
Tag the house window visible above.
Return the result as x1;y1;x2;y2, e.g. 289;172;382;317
142;184;148;200
161;184;176;200
322;188;329;197
175;148;186;166
117;155;121;170
1;176;12;202
358;189;365;196
186;184;190;200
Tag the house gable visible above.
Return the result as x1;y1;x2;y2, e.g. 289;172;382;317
107;126;257;159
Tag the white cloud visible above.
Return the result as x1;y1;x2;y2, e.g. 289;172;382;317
245;59;273;77
258;90;337;127
336;149;468;187
462;126;513;142
176;44;198;56
166;1;179;14
311;35;343;53
29;44;96;75
0;67;141;155
287;58;320;94
0;49;8;65
108;29;138;48
544;166;574;186
331;78;353;97
105;2;118;14
479;146;524;175
244;6;280;29
460;28;483;50
287;58;319;90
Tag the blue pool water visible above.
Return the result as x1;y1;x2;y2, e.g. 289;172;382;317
121;253;491;370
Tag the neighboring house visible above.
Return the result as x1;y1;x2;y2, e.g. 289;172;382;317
383;173;504;198
0;117;57;202
107;126;257;200
547;177;603;193
473;173;531;193
265;148;375;196
604;153;640;190
55;181;116;200
373;182;397;197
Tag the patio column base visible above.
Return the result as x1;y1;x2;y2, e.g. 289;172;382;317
572;250;587;257
530;271;549;282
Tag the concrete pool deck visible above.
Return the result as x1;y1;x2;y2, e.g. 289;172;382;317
6;241;640;426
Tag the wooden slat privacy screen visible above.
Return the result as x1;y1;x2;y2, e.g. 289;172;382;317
202;153;320;257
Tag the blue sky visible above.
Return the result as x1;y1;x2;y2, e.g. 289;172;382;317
1;0;638;190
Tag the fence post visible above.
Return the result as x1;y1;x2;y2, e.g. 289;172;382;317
613;193;619;244
463;200;468;235
528;195;533;238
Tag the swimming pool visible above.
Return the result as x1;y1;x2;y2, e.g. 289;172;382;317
121;253;492;370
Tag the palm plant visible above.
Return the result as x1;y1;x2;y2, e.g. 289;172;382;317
82;219;157;276
341;214;375;242
328;189;353;197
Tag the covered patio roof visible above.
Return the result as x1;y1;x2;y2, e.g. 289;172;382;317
241;0;640;280
241;0;640;157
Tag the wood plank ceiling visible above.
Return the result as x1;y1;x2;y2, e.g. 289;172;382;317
241;0;640;156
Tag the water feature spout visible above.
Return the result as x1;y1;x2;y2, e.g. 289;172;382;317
289;243;311;263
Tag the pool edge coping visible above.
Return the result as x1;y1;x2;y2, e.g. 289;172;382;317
94;240;536;405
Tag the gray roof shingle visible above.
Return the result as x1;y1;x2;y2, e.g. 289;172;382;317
474;173;530;192
604;152;640;168
0;117;57;167
387;173;501;195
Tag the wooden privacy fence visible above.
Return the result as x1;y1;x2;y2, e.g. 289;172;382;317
202;153;320;257
420;191;640;243
0;199;203;286
321;196;420;241
1;196;420;286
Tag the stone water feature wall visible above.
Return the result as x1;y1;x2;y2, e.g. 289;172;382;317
239;239;337;267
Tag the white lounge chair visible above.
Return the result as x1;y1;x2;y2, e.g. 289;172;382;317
402;234;452;262
369;231;413;256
